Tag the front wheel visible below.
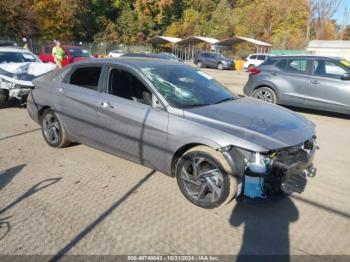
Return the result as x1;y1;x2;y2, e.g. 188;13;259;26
176;146;237;208
217;63;223;70
197;61;203;68
0;89;9;108
40;109;70;148
251;87;277;104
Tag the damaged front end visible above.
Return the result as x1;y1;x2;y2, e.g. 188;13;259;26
0;62;55;104
224;137;318;200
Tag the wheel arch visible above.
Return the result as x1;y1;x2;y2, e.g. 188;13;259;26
171;143;205;176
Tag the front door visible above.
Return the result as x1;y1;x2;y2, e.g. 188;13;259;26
305;59;350;113
95;66;169;170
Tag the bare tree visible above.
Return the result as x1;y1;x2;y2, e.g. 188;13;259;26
310;0;340;39
339;7;350;40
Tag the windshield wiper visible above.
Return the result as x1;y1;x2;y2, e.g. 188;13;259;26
215;97;235;104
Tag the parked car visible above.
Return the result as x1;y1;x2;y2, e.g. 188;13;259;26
27;58;317;208
39;45;92;66
0;40;18;47
243;53;272;70
121;52;182;62
244;55;350;115
108;49;124;58
194;52;235;70
0;46;55;106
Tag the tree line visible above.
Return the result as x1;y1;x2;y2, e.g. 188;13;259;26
0;0;349;49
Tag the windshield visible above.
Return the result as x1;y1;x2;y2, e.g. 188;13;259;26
68;48;91;58
0;51;40;63
338;59;350;68
140;65;236;108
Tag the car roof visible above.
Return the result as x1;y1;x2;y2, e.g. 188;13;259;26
72;57;183;68
0;46;32;53
268;54;344;60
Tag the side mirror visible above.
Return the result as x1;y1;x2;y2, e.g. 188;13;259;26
341;72;350;80
152;95;164;110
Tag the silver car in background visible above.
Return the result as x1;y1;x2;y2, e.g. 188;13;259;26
244;55;350;115
27;58;317;208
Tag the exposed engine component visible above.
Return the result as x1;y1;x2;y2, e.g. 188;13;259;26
239;138;317;199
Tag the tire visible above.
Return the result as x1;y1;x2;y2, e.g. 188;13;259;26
251;86;277;104
40;109;70;148
217;63;224;70
197;61;203;68
176;146;237;209
0;89;9;108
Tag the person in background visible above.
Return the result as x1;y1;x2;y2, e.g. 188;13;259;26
52;41;65;68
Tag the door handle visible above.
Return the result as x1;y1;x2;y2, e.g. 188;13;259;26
311;80;320;84
100;101;113;109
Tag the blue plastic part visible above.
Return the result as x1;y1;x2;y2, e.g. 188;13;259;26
244;176;265;198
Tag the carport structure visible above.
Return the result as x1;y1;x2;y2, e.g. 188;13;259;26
216;36;272;54
145;36;182;54
176;36;219;61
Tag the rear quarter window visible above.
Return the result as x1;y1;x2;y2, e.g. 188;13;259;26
275;59;287;70
69;67;102;91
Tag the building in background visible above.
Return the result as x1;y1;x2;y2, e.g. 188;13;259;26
307;40;350;59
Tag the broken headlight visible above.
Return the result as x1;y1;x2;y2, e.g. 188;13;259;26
0;78;15;90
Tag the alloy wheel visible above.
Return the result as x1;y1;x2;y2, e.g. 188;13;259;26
256;90;273;103
42;113;61;144
180;156;224;203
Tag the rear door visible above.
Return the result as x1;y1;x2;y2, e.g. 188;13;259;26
57;65;104;144
95;65;169;170
272;58;312;106
305;59;350;113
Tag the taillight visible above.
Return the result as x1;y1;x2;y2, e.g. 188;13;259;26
249;67;261;75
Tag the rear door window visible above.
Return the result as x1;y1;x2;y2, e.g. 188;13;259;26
286;59;308;74
69;67;102;91
250;55;257;60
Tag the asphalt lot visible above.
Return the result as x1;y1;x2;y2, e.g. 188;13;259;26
0;68;349;258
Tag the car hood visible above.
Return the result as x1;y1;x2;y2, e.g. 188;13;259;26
0;62;56;86
183;97;315;151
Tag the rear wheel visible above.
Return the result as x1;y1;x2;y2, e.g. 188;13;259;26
176;146;237;208
252;87;277;104
40;109;70;148
217;63;224;70
197;61;203;68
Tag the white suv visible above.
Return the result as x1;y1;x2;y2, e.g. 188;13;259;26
243;53;272;70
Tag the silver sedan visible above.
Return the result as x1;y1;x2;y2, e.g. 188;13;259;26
27;58;317;208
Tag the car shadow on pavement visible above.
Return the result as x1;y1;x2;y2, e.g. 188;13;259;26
51;169;155;261
0;164;26;192
230;197;298;262
0;164;26;240
284;106;350;120
0;175;62;241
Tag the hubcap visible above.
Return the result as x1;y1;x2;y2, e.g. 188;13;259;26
256;90;273;103
43;114;60;144
181;157;224;203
